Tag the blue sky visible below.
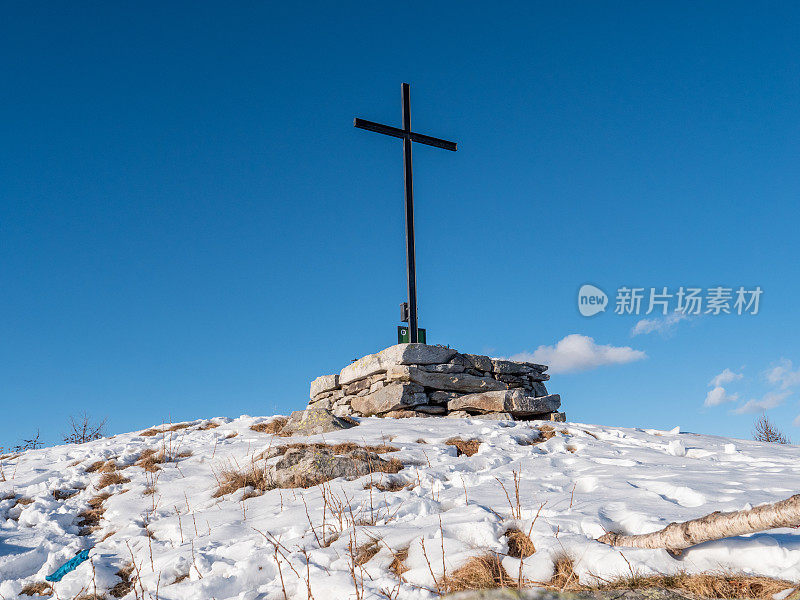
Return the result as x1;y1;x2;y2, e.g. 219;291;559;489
3;1;800;446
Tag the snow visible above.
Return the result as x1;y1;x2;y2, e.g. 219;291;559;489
2;415;800;599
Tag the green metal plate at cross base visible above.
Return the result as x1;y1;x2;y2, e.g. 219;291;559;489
397;326;426;344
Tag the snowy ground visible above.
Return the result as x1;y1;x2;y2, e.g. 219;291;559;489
2;415;800;599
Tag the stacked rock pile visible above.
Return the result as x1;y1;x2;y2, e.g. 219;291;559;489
308;343;564;421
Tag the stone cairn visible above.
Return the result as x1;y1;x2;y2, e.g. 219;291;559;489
308;343;564;421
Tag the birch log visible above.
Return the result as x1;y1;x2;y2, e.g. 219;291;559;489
598;493;800;553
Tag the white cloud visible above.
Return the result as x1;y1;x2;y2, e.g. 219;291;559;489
704;386;739;407
765;359;800;390
508;334;646;375
709;368;743;388
631;312;689;337
733;390;792;414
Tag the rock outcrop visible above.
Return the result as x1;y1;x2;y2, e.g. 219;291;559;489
308;344;564;421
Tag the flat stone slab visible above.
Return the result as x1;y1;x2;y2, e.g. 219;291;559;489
309;374;339;399
350;383;427;416
387;365;507;394
339;344;457;385
448;390;561;415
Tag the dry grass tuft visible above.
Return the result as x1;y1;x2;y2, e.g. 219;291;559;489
16;496;35;506
354;540;381;566
537;425;556;441
415;438;427;444
250;417;288;434
566;445;578;454
53;489;80;501
504;527;535;558
88;492;111;508
446;438;481;457
445;553;513;592
139;428;160;437
173;572;190;584
214;463;272;498
135;449;164;472
165;422;192;432
364;478;414;492
109;563;134;598
550;554;581;591
198;421;220;430
20;582;52;596
596;573;795;600
97;471;130;489
216;445;403;496
389;547;409;578
86;459;110;472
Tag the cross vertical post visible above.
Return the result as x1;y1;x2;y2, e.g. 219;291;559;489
401;83;419;342
354;83;457;345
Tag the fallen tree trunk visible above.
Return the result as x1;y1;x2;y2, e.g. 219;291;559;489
598;493;800;553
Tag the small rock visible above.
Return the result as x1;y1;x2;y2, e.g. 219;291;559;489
280;408;356;436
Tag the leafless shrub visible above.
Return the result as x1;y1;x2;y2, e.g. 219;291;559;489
64;413;107;444
12;430;43;453
753;413;790;444
495;467;524;519
446;438;481;457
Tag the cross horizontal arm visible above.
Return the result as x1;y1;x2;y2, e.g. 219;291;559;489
354;118;457;151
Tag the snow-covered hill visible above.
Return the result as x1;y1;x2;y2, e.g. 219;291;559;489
2;416;800;599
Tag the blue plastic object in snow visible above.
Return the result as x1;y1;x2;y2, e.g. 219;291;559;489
45;548;92;583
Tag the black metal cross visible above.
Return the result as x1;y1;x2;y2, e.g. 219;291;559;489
354;83;457;343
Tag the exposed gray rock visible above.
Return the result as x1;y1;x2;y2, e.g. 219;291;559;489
281;408;356;436
461;353;493;372
491;358;532;375
420;363;465;374
414;404;447;414
445;410;473;418
339;344;457;385
471;412;513;420
266;446;400;489
428;390;462;404
308;397;332;410
530;381;549;397
310;374;339;399
387;365;507;393
350;383;427;416
549;411;567;422
383;409;433;418
448;391;561;416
